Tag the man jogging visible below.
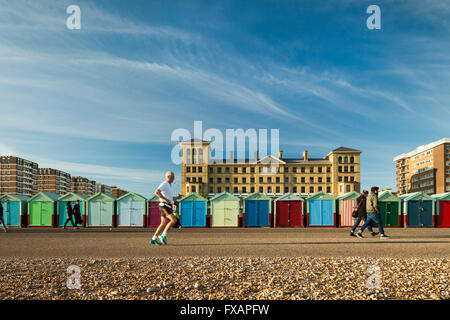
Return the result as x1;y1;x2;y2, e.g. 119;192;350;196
356;186;389;239
150;171;182;245
350;190;379;237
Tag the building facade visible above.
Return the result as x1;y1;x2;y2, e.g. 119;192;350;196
38;168;72;195
393;138;450;195
71;176;96;196
111;186;128;198
0;156;39;197
180;139;362;198
95;183;112;195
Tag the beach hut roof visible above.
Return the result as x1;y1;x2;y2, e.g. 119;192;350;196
243;192;272;201
431;192;450;201
29;192;59;202
117;192;147;202
210;192;240;202
378;190;400;202
57;192;88;201
148;194;160;202
275;193;304;202
306;191;336;201
0;194;30;202
180;193;208;202
86;192;116;202
337;191;360;200
398;192;434;201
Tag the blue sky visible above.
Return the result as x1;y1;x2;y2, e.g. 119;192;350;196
0;0;449;196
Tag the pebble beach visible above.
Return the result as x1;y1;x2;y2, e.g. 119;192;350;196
1;257;448;300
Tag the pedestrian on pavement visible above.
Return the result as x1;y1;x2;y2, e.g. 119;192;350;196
350;190;379;237
356;186;390;239
0;202;8;232
63;201;76;229
150;171;183;245
73;200;82;228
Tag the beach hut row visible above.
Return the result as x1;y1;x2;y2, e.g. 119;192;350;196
1;191;450;229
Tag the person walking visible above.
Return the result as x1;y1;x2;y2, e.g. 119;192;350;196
150;171;182;245
73;200;82;228
0;202;8;232
63;201;76;229
356;187;389;239
350;190;379;237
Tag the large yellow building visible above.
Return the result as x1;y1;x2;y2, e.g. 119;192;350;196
180;139;362;198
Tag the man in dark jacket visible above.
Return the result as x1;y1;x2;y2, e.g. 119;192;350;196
64;201;77;229
73;200;82;227
0;202;8;232
350;190;378;237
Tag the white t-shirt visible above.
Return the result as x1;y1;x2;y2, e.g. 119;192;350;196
156;180;173;208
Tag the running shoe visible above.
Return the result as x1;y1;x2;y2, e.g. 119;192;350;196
150;239;161;245
350;231;356;237
371;232;379;237
158;235;167;245
356;232;364;239
380;234;390;239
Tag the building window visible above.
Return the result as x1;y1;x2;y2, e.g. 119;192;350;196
285;167;289;173
242;187;247;193
327;177;331;183
338;166;342;173
318;186;322;192
192;186;196;193
301;177;305;183
338;177;343;182
292;167;297;173
198;178;202;183
198;167;202;173
284;187;289;193
350;166;354;172
259;177;263;183
344;177;348;182
209;178;213;183
259;187;263;193
346;185;351;192
226;167;230;173
350;157;354;163
327;186;331;193
187;178;191;183
276;177;280;183
338;156;342;163
209;167;214;173
217;187;222;193
310;177;314;183
318;177;322;183
187;167;191;173
234;178;238;183
310;186;314;193
318;167;322;173
293;177;297;183
276;186;280;193
226;187;230;192
327;167;331;173
234;187;238;193
251;177;255;183
242;167;247;173
285;177;289;183
234;167;238;173
293;187;297;193
217;168;222;173
301;167;305;173
268;177;272;183
251;167;255;173
209;188;213;193
251;187;255;193
309;167;314;173
218;178;222;183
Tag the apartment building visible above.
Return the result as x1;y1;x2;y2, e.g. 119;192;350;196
111;186;127;198
95;183;112;195
0;156;39;197
180;139;362;198
71;176;96;196
38;168;72;196
393;138;450;195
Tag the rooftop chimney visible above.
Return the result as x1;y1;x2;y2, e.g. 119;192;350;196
230;151;234;162
303;150;309;161
278;150;283;160
254;151;259;161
